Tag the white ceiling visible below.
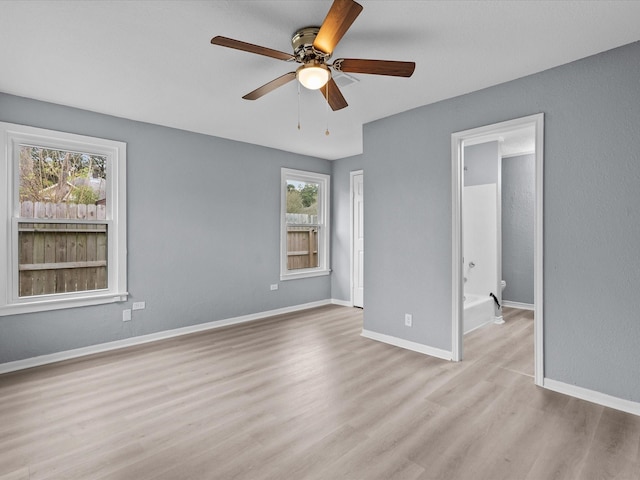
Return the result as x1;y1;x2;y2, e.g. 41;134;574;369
1;1;639;160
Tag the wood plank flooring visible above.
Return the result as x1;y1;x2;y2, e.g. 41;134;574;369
1;306;639;479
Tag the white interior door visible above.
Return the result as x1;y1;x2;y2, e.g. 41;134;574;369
352;172;364;308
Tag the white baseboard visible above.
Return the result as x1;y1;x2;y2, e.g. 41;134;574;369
331;298;353;307
544;378;640;417
503;300;534;311
361;329;452;361
0;299;335;375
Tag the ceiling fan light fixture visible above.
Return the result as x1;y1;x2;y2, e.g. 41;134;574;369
297;63;330;90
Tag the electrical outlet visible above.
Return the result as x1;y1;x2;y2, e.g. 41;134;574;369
123;309;132;322
404;313;412;327
132;301;146;310
270;284;278;291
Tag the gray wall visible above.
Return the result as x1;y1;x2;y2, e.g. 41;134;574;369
502;154;535;305
464;142;499;186
362;41;640;403
0;93;331;364
364;106;453;349
330;155;363;304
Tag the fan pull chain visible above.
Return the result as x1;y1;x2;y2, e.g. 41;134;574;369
297;81;301;130
325;82;330;136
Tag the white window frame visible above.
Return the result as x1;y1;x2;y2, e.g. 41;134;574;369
280;168;330;281
0;122;127;316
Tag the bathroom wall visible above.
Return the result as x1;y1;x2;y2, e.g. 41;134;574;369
464;143;535;305
464;141;499;186
502;154;535;305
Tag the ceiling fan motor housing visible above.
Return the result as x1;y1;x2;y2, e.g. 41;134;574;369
292;27;330;63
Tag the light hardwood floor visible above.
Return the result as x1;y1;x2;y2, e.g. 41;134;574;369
1;306;639;479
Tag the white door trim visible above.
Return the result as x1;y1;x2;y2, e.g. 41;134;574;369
451;113;544;386
350;170;364;308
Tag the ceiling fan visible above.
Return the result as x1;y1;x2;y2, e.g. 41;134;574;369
210;0;415;111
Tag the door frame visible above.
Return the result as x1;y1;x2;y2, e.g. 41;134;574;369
350;169;364;307
451;114;544;386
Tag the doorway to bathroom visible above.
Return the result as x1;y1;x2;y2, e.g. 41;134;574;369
451;114;544;386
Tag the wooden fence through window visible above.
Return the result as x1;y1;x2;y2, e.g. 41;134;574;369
285;213;319;270
18;201;107;297
287;227;318;270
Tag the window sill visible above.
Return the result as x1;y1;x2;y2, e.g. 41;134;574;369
0;292;129;317
280;269;331;281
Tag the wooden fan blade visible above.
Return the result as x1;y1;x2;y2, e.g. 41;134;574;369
334;59;416;77
320;78;348;111
242;72;297;100
211;36;295;62
313;0;363;55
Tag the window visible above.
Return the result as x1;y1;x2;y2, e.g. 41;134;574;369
0;122;127;315
281;168;330;280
